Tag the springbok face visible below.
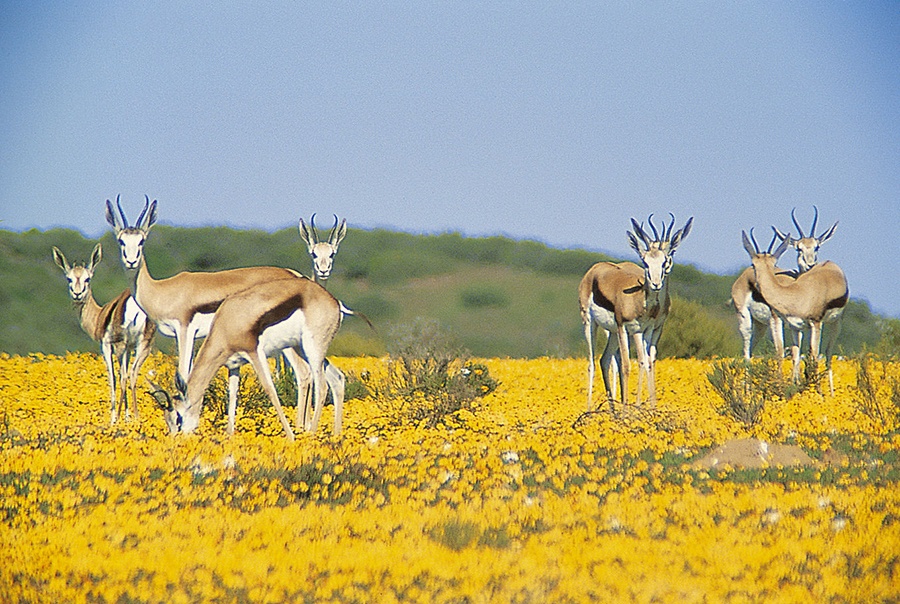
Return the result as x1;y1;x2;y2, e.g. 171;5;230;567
105;195;158;271
299;214;347;282
627;214;693;292
53;243;102;303
773;206;838;273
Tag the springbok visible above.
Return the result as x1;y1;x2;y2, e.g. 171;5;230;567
733;207;838;360
742;229;848;395
579;214;692;413
299;214;347;283
773;206;838;273
153;277;344;440
105;196;300;380
53;243;156;424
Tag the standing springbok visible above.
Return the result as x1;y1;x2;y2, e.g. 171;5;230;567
154;277;344;440
299;214;347;283
733;207;838;360
53;243;156;424
579;215;692;413
105;196;301;380
773;206;838;273
742;229;848;395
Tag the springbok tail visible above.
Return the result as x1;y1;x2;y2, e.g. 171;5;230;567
339;301;376;332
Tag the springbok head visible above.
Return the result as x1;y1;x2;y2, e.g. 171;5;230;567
627;213;693;291
298;213;347;282
772;206;838;273
147;378;182;435
53;243;102;303
742;228;791;275
105;195;158;271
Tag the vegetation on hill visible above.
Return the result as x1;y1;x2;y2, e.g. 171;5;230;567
0;226;892;358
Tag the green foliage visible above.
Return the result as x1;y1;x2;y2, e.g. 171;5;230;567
854;353;900;430
368;319;499;428
0;225;890;359
707;358;822;426
659;297;740;359
459;285;509;309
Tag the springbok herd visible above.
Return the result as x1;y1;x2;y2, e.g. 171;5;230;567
52;197;849;437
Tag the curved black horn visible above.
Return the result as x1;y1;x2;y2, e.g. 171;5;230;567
309;213;319;243
664;213;676;242
766;229;780;254
791;207;805;238
115;194;129;228
749;227;761;253
134;195;150;229
329;214;340;240
630;218;651;248
810;205;819;238
647;214;660;241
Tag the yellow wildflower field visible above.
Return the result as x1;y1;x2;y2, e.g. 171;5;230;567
1;353;898;603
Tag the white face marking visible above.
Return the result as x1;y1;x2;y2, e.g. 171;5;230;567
117;230;146;271
309;242;338;280
794;238;819;273
65;266;92;301
640;248;671;291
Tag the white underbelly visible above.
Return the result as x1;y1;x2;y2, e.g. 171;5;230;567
748;300;773;323
258;310;307;357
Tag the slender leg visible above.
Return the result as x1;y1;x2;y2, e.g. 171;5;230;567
583;317;596;410
325;360;346;435
101;341;118;425
632;331;647;406
768;315;784;361
226;366;240;435
789;329;802;383
823;319;841;396
738;309;754;360
283;348;311;431
248;348;295;441
617;324;631;408
128;332;153;421
599;330;618;414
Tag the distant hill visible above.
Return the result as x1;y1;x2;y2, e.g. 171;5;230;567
0;226;887;358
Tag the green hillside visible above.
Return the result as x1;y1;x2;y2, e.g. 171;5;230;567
0;226;888;359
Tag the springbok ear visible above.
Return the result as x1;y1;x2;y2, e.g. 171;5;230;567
105;197;125;231
298;218;315;249
52;247;69;272
741;231;757;258
627;230;643;256
669;217;693;254
89;243;103;270
138;196;158;231
772;234;791;260
771;226;792;245
332;218;347;247
630;218;651;249
818;221;838;244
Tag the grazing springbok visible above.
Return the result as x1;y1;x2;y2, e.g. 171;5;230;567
105;196;301;379
299;214;347;283
742;229;848;395
733;207;838;360
153;277;344;440
53;243;156;424
579;214;692;413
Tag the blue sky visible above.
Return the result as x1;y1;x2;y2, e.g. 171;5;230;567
1;2;898;316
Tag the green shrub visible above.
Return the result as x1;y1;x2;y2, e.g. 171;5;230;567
855;353;900;429
370;319;499;428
